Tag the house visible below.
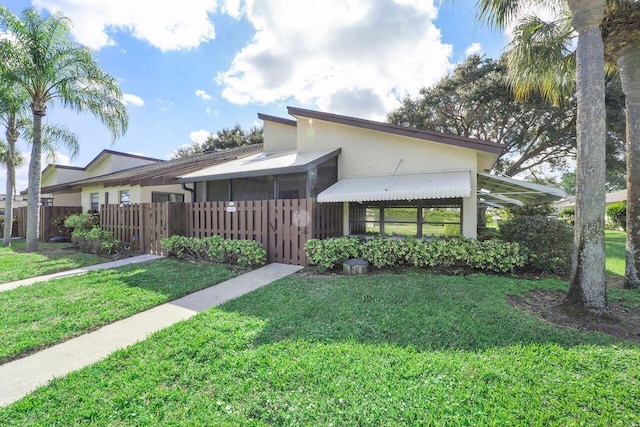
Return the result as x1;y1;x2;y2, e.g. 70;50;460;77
179;107;566;239
40;145;263;212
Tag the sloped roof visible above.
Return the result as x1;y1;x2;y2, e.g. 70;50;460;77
42;144;263;193
287;107;505;155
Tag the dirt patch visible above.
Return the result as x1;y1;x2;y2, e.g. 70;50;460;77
508;290;640;344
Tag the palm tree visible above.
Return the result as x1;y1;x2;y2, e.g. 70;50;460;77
602;2;640;289
0;6;128;252
476;0;609;315
0;80;80;246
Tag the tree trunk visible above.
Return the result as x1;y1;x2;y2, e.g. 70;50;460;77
26;109;44;252
565;0;609;315
618;46;640;289
2;118;17;247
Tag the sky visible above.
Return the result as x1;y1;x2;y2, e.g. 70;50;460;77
1;0;510;194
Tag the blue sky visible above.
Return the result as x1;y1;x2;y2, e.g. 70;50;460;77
1;0;508;193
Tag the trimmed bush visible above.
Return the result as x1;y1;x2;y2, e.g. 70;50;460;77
306;236;525;274
160;235;266;268
558;207;575;225
304;237;361;271
606;202;626;231
498;216;573;274
70;226;122;257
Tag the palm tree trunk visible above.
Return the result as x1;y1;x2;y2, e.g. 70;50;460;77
26;110;43;252
3;124;16;247
565;0;608;315
618;46;640;289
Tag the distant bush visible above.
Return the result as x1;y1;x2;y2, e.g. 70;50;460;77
161;235;266;268
503;203;554;219
606;202;626;231
558;207;575;225
498;216;573;274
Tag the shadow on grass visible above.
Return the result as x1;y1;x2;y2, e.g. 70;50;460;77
220;272;634;352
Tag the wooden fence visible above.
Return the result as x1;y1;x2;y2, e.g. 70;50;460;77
100;199;343;265
12;206;83;241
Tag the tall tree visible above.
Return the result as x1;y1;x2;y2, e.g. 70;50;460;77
0;7;128;252
602;2;640;288
173;124;263;159
476;0;608;315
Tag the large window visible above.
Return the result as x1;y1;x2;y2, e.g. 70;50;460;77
151;192;185;203
119;190;131;205
349;199;462;238
90;193;99;211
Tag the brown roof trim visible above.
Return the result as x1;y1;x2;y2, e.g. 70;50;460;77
41;144;263;194
257;113;297;127
287;106;505;155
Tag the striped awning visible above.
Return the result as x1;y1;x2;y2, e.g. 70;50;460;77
317;170;471;203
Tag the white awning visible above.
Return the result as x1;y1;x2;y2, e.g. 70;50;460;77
477;172;567;206
317;170;471;203
179;149;340;182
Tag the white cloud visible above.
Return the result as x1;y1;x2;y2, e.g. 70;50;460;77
195;89;213;101
216;0;453;120
189;129;213;144
123;93;145;107
465;42;482;57
32;0;218;51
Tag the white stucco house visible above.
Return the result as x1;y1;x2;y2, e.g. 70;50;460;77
178;107;566;239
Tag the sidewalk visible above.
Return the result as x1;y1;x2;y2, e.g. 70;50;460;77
0;262;303;407
0;254;164;293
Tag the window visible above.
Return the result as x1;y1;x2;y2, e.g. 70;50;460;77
119;190;131;204
151;192;185;203
349;199;462;238
90;193;99;211
40;197;53;206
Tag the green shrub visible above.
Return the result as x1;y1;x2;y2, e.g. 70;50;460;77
443;224;461;237
160;235;266;268
71;226;121;256
466;239;525;273
64;213;98;231
304;237;361;271
498;216;573;274
361;238;408;269
606;202;626;231
306;236;526;274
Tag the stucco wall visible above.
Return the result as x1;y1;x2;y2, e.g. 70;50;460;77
88;154;159;176
263;120;297;152
294;117;481;239
41;168;87;187
51;192;82;207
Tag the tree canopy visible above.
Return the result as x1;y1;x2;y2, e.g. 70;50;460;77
388;55;625;180
173;124;263;159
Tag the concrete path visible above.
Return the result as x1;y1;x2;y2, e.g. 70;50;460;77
0;254;164;293
0;263;302;407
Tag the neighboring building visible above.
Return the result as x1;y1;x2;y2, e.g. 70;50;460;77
555;189;627;211
179;107;565;239
0;194;28;221
39;145;262;212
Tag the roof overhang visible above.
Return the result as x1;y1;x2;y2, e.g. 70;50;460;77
179;149;341;183
477;173;567;206
317;170;471;203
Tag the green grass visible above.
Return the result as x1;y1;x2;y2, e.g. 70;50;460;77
2;273;638;425
606;230;626;277
0;259;235;363
0;239;106;284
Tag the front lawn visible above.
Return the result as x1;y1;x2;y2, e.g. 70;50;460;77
0;239;106;284
2;273;638;425
0;259;235;363
606;230;626;277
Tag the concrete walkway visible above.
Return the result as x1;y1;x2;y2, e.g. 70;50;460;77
0;262;302;407
0;254;164;293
